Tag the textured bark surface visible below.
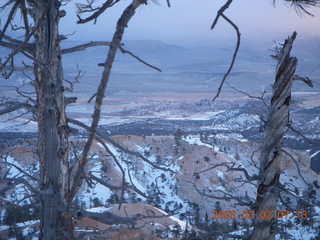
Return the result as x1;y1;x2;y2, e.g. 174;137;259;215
32;1;145;239
251;32;298;240
33;1;72;239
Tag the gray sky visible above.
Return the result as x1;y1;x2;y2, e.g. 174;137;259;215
61;0;320;44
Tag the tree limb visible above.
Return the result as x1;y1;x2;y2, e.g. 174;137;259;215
77;0;121;24
0;101;34;115
67;117;175;173
61;41;112;54
212;13;241;101
119;46;162;72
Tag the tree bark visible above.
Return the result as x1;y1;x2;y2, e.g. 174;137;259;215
251;32;297;240
33;1;72;239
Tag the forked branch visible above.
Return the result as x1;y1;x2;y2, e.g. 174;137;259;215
211;0;241;101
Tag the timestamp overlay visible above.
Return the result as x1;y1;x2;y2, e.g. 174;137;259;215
211;210;309;220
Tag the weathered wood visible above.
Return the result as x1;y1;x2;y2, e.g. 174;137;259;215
251;32;297;240
33;0;72;239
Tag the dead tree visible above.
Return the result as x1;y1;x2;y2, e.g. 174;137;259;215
0;1;319;239
250;32;298;240
0;0;164;239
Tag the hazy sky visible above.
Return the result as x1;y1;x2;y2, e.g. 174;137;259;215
60;0;320;44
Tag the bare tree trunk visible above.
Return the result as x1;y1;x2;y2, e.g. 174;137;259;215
251;32;297;240
33;1;72;239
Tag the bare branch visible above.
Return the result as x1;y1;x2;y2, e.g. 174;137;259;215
293;74;313;87
0;38;34;53
0;0;20;43
118;46;162;72
61;41;112;54
92;135;150;199
192;181;254;207
278;182;320;208
0;177;52;196
20;0;30;39
67;118;175;173
2;160;39;182
194;162;259;181
89;172;149;199
61;41;161;72
0;5;48;77
210;0;233;30
77;0;121;24
287;123;314;144
76;209;136;225
212;14;241;101
64;65;83;92
280;148;309;185
226;81;269;107
0;101;34;115
88;93;97;103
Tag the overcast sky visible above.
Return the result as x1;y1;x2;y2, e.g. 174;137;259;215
61;0;320;45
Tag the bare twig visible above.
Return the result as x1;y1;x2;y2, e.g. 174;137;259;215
226;81;269;107
194;162;259;182
210;0;233;30
280;148;309;186
88;93;97;103
0;177;52;196
2;159;39;182
287;123;314;144
119;46;162;72
293;74;313;87
192;181;254;207
77;0;121;24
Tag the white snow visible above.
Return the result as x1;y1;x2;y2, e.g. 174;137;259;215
3;156;33;204
183;135;213;149
215;186;226;192
0;220;40;232
166;110;225;121
0;115;37;132
86;206;112;213
6;156;24;178
104;141;187;214
79;160;113;207
16;220;39;227
292;92;320;95
310;150;320;159
0;225;9;231
216;170;224;179
168;216;188;230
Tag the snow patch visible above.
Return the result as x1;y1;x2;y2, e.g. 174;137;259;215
86;206;112;213
183;135;213;149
